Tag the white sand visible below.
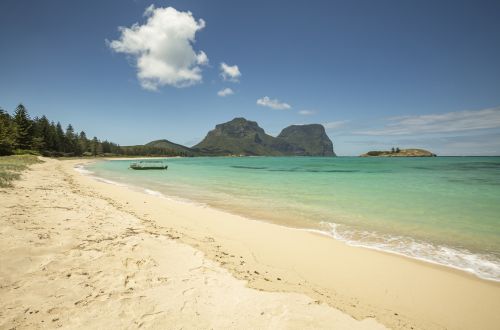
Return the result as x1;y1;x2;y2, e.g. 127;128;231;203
0;157;385;329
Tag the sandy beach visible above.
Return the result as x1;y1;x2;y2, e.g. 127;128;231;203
1;158;500;330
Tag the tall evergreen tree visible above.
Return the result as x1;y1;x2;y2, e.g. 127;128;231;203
78;131;89;154
91;137;101;156
0;108;16;155
37;116;53;151
48;121;58;151
65;124;78;154
13;104;33;150
31;116;46;151
55;122;65;152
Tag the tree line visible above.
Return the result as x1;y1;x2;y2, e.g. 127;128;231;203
0;104;191;157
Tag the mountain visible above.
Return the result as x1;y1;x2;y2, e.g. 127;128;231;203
145;139;195;154
193;117;335;156
360;149;436;157
193;118;288;155
120;139;198;157
278;124;335;156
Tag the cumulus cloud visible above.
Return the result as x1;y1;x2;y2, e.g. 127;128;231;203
355;107;500;135
324;120;349;130
256;96;291;110
298;110;316;115
108;5;208;90
220;62;241;82
217;87;234;97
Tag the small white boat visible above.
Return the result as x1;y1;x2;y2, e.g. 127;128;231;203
130;160;168;170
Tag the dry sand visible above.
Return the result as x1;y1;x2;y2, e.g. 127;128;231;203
2;157;500;329
0;158;384;329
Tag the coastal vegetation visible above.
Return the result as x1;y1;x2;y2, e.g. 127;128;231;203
0;154;42;187
0;104;192;157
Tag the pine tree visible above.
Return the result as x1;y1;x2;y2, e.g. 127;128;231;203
91;137;100;156
55;122;65;152
0;108;16;155
37;116;53;151
47;121;58;151
65;124;78;154
101;140;112;154
13;104;33;150
31;117;46;151
78;131;89;154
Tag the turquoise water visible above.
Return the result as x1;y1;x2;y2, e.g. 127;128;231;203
83;157;500;281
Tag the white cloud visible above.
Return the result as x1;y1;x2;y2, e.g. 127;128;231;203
298;110;316;115
324;120;349;130
355;107;500;135
196;51;208;65
220;62;241;82
256;96;291;110
217;87;234;97
108;5;208;90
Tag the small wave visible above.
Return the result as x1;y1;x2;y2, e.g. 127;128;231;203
144;188;165;197
74;164;94;175
74;164;132;188
142;187;207;206
89;177;207;207
310;222;500;282
92;176;128;187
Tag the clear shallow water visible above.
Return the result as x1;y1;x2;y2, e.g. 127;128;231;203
84;157;500;281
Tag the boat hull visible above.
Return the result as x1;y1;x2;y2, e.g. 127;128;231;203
130;166;168;170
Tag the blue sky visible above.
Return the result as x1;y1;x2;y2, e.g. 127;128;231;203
1;0;500;155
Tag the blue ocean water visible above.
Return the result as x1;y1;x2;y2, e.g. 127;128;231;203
84;156;500;281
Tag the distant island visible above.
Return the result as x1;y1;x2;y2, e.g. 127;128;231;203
193;118;335;156
360;148;436;157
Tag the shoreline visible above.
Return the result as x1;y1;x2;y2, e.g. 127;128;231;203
0;157;386;329
2;157;499;329
84;159;500;284
71;158;500;329
88;175;499;284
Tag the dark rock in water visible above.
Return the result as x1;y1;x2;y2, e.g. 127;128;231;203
278;124;335;156
360;149;437;157
193;117;336;156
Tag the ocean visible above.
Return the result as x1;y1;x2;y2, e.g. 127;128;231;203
83;156;500;281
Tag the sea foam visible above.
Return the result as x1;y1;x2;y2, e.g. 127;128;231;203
74;164;94;175
314;222;500;282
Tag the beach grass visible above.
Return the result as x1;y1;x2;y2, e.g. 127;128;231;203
0;155;42;187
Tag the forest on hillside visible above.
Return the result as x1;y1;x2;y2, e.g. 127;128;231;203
0;104;191;157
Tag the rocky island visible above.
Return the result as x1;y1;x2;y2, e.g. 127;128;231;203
277;124;335;156
360;148;436;157
193;118;335;156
